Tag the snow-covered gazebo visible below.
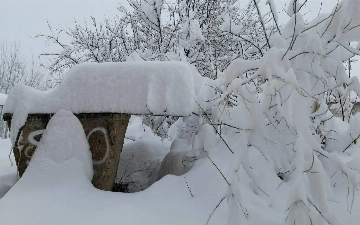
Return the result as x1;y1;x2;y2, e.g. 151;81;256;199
2;61;195;191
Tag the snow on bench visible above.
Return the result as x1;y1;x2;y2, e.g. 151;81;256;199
3;61;195;144
2;61;195;191
3;61;195;116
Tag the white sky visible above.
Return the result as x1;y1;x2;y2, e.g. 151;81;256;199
0;0;122;63
0;0;349;66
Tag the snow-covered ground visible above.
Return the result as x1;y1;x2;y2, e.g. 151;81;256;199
1;111;360;224
0;138;17;200
0;93;6;107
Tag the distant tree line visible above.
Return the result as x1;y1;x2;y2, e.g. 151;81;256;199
0;43;44;138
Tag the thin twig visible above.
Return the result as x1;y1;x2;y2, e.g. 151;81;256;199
343;134;360;153
205;197;226;225
253;0;270;48
207;156;231;186
184;176;194;198
8;148;13;166
196;101;234;154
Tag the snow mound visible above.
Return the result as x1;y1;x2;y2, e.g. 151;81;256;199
29;109;93;180
157;139;196;180
3;61;195;116
115;140;169;193
0;139;16;199
124;116;164;142
0;172;17;199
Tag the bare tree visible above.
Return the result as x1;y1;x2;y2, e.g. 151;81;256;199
0;43;44;138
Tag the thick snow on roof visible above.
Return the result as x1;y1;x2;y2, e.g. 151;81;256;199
3;61;195;116
0;93;7;106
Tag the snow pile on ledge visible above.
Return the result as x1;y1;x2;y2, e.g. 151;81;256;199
30;109;93;180
3;61;195;116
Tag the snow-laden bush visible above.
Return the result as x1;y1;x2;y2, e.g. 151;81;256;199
192;0;360;224
115;116;208;193
115;139;169;193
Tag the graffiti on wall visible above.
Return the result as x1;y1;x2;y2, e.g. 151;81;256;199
86;127;110;165
23;129;44;159
21;127;110;165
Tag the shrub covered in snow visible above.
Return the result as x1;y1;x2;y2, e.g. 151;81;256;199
115;116;208;193
115;139;169;193
192;0;360;224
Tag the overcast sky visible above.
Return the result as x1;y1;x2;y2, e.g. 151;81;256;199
0;0;122;63
0;0;343;66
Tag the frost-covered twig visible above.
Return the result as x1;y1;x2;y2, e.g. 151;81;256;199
183;176;194;198
307;198;332;225
207;155;230;186
253;0;270;48
8;148;13;167
119;154;136;183
205;196;225;225
343;134;360;153
222;31;264;57
196;101;234;154
301;5;343;34
266;0;281;35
